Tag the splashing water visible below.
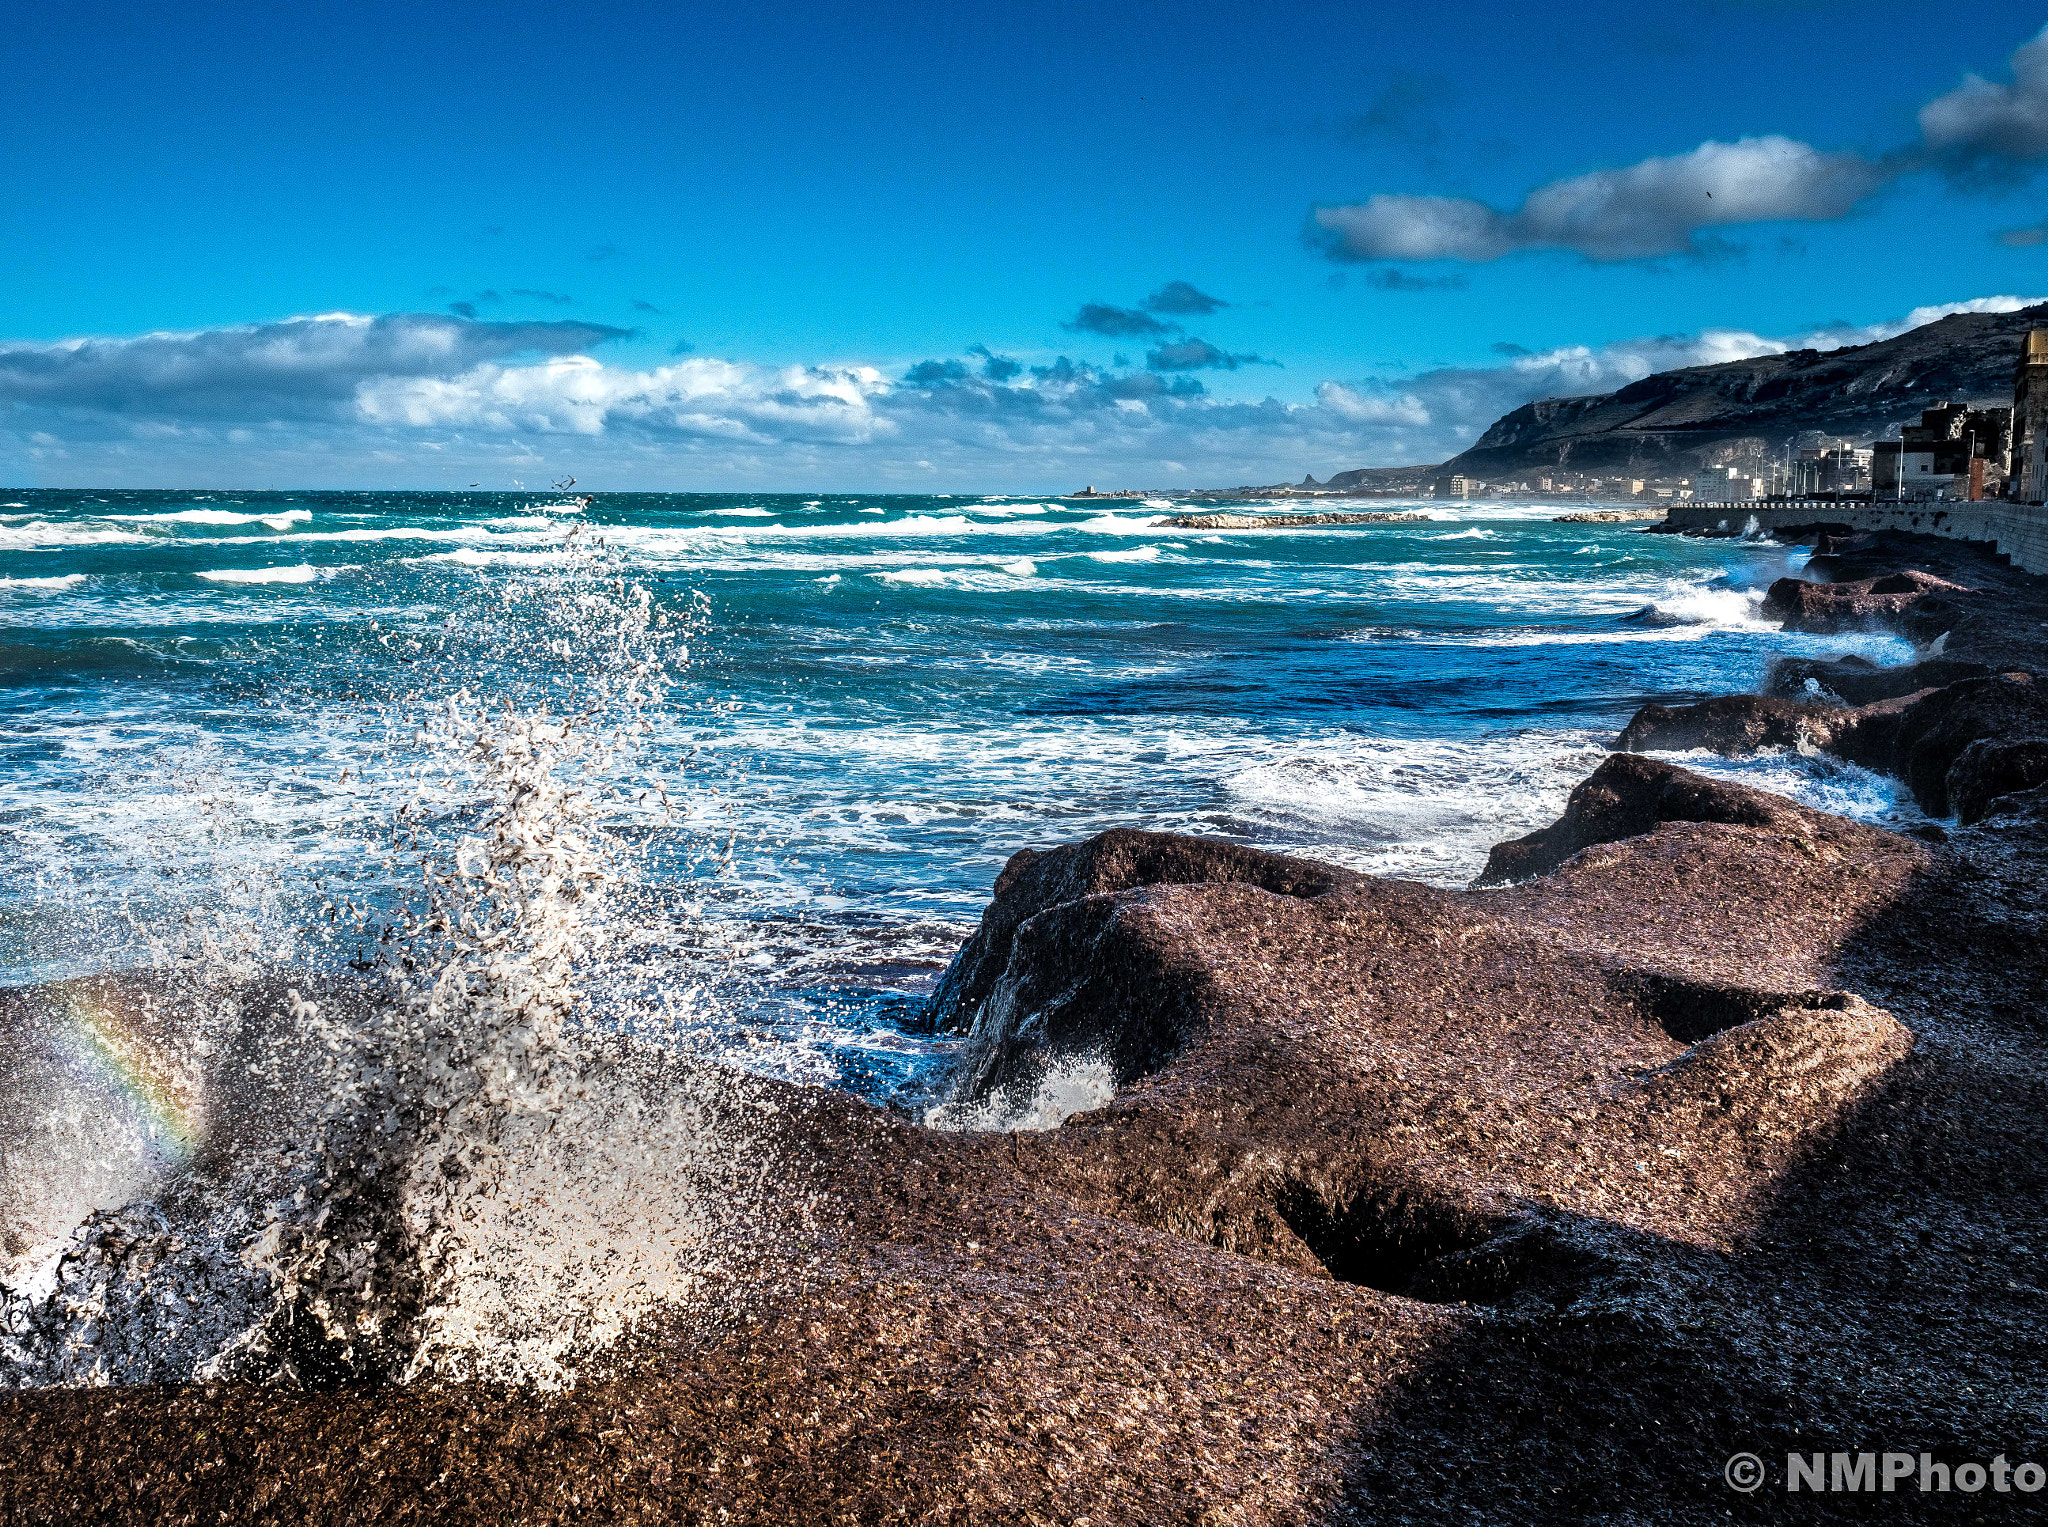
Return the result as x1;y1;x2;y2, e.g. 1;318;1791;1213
2;530;779;1389
924;1052;1116;1133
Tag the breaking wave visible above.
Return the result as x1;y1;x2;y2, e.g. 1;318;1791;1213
1;531;780;1390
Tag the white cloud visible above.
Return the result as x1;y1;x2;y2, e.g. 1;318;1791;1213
1919;25;2048;171
1;297;2037;489
0;312;629;420
355;355;894;444
1313;136;1894;263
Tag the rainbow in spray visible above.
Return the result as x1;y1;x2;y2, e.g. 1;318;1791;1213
46;982;203;1164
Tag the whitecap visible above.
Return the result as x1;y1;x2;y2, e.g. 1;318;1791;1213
873;568;950;586
0;521;147;548
1090;545;1160;563
1074;514;1165;535
431;548;566;568
195;564;328;584
111;509;312;530
0;574;87;591
708;507;773;517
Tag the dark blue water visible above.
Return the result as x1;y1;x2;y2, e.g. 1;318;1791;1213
0;488;1918;1101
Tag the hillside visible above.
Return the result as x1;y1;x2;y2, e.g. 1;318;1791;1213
1433;301;2048;481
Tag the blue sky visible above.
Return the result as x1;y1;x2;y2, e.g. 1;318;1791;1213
5;0;2048;489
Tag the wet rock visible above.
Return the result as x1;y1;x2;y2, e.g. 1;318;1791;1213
1152;511;1424;530
1763;654;1992;705
1892;672;2048;816
1613;694;1830;754
920;828;1347;1035
1614;689;1936;774
17;759;2048;1524
1946;736;2048;824
1476;753;1784;884
1762;568;1973;634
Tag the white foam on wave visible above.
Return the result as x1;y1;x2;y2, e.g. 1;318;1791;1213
431;547;567;568
1644;746;1926;829
112;509;313;531
195;565;329;585
255;526;512;545
1089;545;1161;564
707;507;773;517
1220;731;1612;883
0;521;147;548
0;574;87;591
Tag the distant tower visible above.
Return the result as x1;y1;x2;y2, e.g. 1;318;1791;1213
2013;330;2048;504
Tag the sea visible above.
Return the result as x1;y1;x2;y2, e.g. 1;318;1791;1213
0;488;1921;1109
0;485;1941;1386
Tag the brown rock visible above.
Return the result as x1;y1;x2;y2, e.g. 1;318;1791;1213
1892;672;2048;815
1476;753;1782;884
1945;736;2048;824
1613;693;1832;754
1763;654;1993;705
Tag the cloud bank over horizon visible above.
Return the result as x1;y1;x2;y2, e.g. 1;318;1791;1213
1312;24;2048;265
1;297;2039;491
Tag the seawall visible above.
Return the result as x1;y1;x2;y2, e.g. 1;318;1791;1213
1660;499;2048;575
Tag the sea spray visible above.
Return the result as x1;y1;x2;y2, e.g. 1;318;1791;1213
2;528;778;1389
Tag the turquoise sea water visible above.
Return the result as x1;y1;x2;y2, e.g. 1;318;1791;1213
0;488;1918;1103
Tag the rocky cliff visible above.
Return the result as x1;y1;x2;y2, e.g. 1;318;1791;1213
1437;301;2048;480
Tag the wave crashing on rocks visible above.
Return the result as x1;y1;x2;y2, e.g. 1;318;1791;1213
0;535;778;1390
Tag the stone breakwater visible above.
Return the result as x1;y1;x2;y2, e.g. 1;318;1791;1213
1660;499;2048;577
1150;510;1427;530
1552;507;1665;523
6;538;2048;1522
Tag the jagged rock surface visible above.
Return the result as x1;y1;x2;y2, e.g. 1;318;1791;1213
1948;738;2048;825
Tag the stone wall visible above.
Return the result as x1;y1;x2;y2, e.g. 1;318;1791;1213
1660;500;2048;576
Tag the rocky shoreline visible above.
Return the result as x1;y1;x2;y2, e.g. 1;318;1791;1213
1152;510;1429;531
7;533;2048;1522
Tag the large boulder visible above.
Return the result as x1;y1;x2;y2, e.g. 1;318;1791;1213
1613;689;1934;772
1764;654;1992;705
1762;568;1973;634
1477;753;1783;884
1614;694;1830;755
1891;673;2048;816
920;828;1349;1035
1947;737;2048;825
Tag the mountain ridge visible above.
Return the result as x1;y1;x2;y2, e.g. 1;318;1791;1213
1415;302;2048;482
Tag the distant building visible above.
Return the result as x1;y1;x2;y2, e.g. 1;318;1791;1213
2015;330;2048;503
1874;402;2013;499
1433;475;1478;498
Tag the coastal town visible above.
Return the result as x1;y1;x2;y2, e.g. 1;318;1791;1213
1081;322;2048;511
